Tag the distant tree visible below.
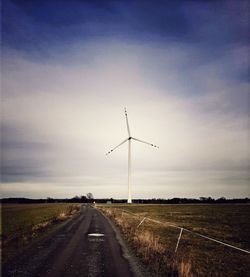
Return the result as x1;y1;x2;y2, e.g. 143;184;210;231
216;197;227;203
169;198;181;204
207;197;214;203
71;196;80;203
86;193;94;200
46;197;54;203
80;195;87;203
199;197;207;202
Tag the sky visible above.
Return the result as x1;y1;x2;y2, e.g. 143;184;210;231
1;0;249;199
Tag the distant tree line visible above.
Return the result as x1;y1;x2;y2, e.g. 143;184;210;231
130;197;250;204
1;196;250;204
1;193;94;204
95;197;250;204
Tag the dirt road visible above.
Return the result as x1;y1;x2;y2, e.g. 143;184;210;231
2;205;145;277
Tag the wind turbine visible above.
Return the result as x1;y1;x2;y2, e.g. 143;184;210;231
106;108;159;203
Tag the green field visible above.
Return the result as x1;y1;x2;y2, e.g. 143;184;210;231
99;204;250;277
1;203;81;262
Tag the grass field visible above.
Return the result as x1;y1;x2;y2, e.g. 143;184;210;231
1;203;81;262
98;204;250;277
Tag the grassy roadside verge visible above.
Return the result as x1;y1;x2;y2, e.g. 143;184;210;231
98;204;250;277
1;203;81;262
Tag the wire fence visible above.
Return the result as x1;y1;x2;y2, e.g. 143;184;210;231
100;207;250;276
119;208;250;254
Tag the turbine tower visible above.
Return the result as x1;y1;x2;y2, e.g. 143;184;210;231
106;108;159;203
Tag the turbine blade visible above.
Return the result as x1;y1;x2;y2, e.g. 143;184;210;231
106;138;129;155
132;137;159;148
124;107;131;137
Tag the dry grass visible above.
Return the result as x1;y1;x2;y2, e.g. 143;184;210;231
99;205;250;277
177;261;193;277
100;207;192;276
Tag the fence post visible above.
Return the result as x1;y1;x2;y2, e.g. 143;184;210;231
175;228;183;253
171;228;184;277
137;217;146;228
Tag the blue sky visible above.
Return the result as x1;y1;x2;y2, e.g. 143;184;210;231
1;0;249;199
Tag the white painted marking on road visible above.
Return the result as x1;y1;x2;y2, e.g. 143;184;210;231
88;233;105;237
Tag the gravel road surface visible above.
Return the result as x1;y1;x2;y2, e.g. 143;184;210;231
2;205;145;277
